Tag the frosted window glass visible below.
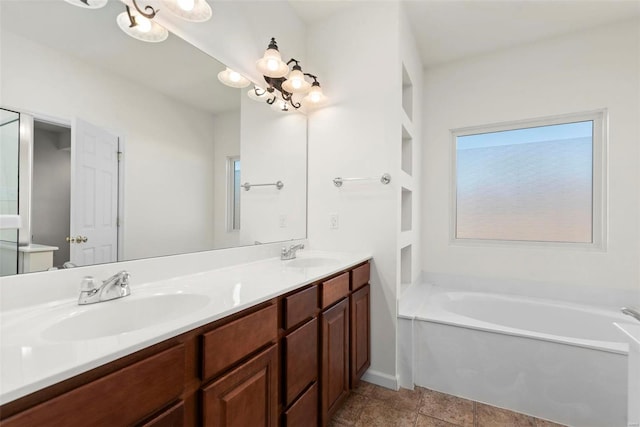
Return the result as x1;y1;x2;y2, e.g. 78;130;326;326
456;121;593;243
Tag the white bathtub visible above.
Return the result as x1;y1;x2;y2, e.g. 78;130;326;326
399;285;630;427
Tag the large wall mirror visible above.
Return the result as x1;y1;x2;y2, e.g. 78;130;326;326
0;0;307;276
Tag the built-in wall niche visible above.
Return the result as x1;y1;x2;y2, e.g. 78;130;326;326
402;64;413;121
401;125;412;176
401;187;412;232
400;244;412;293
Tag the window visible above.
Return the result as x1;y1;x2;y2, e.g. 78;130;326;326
227;156;241;231
452;111;606;246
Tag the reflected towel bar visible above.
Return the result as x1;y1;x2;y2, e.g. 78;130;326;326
333;173;391;187
242;181;284;191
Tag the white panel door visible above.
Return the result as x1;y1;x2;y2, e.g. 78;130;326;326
70;118;119;266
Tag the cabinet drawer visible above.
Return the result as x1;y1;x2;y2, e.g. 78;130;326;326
284;285;318;330
3;345;185;427
284;318;318;406
202;304;277;381
350;262;370;291
321;272;349;309
283;383;318;427
138;401;184;427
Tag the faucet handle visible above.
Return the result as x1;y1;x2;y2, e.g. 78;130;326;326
118;271;131;286
80;276;98;292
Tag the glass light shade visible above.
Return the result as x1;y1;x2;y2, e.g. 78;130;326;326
64;0;108;9
256;49;289;78
117;11;168;43
270;99;291;113
302;84;326;107
217;68;250;88
281;68;311;94
248;86;270;102
161;0;212;22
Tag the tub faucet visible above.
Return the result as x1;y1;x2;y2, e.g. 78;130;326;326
78;271;131;305
621;307;640;323
281;244;304;260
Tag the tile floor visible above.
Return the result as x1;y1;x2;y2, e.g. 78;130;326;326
329;381;566;427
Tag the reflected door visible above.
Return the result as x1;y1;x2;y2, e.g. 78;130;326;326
70;118;119;266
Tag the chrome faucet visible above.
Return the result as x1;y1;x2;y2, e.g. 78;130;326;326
78;271;131;305
281;244;304;260
622;307;640;323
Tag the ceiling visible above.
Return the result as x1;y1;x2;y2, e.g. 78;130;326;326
288;0;640;67
1;0;240;114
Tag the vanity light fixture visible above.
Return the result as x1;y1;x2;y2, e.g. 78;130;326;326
65;0;212;43
254;38;326;110
161;0;212;22
247;85;270;102
217;68;251;88
116;5;169;43
64;0;108;9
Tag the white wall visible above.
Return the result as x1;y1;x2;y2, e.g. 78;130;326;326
212;109;241;249
239;95;307;246
422;20;640;305
306;2;402;387
1;30;219;260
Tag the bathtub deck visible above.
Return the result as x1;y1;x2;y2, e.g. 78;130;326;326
330;381;566;427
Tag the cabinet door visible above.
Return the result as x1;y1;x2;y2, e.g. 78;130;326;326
201;345;278;427
350;284;370;387
138;401;184;427
320;298;349;424
284;318;318;406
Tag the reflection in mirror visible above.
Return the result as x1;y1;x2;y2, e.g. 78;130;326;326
0;0;307;276
0;109;20;276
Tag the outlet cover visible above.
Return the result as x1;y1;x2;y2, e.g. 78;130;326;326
329;214;339;229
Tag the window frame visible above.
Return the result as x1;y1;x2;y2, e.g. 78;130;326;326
226;156;241;232
450;110;607;250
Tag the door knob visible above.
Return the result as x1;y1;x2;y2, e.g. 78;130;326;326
66;236;88;243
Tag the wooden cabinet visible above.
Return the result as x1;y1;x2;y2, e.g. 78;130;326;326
2;345;185;427
350;284;371;387
201;345;278;427
1;261;371;427
320;261;371;426
321;298;350;424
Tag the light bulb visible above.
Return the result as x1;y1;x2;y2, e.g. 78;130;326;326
229;71;241;82
137;16;152;33
292;79;302;89
267;58;279;71
310;91;321;103
177;0;195;11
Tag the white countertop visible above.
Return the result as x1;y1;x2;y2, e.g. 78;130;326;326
0;250;371;405
615;322;640;352
17;244;59;253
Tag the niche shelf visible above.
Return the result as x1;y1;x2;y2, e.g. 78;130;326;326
401;187;412;232
402;64;413;121
400;244;412;294
401;125;412;176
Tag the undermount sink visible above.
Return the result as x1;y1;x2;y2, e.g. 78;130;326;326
42;293;210;342
285;257;340;269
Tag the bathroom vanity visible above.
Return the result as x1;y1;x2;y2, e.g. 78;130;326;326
0;253;371;426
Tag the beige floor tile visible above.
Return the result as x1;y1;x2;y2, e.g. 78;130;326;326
419;389;474;427
355;399;418;427
351;380;379;397
476;403;536;427
332;393;371;426
369;385;423;412
415;413;461;427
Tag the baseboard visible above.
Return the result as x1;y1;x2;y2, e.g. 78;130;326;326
361;369;399;391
